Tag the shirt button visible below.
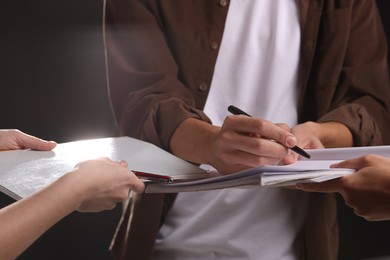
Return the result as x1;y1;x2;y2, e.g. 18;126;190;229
219;0;228;7
210;42;219;50
198;82;208;92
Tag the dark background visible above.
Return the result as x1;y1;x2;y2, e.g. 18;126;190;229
0;0;389;259
0;1;119;259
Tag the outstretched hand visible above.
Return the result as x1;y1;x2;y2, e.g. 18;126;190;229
297;155;390;221
68;157;145;212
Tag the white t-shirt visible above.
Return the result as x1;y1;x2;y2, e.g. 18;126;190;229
154;1;308;259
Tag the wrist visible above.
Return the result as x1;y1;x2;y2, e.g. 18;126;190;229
306;121;353;148
170;118;219;164
55;172;85;212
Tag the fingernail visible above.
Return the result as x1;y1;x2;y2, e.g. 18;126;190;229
330;163;338;168
119;160;126;167
285;151;295;162
286;136;296;147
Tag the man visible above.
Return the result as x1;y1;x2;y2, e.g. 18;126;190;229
104;0;390;259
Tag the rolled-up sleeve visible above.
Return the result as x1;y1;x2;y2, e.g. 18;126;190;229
104;0;211;150
311;0;390;146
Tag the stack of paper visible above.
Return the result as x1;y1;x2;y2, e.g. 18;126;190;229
1;137;389;198
145;145;390;193
0;137;207;200
145;160;354;193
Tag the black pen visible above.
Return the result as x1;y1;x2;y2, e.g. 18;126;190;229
227;105;311;159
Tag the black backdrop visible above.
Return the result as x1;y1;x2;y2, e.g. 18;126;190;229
0;1;389;259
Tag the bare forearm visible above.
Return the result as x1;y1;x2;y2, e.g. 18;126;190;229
170;118;219;165
306;121;354;148
0;175;80;259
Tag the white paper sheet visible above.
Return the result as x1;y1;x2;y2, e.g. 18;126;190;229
0;137;207;200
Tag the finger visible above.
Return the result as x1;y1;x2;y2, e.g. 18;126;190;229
296;179;342;193
118;160;128;167
15;131;56;151
129;171;146;193
275;123;290;132
280;150;298;165
226;132;289;160
218;149;283;168
330;155;382;170
224;116;297;148
132;182;146;193
252;120;297;148
275;123;298;148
